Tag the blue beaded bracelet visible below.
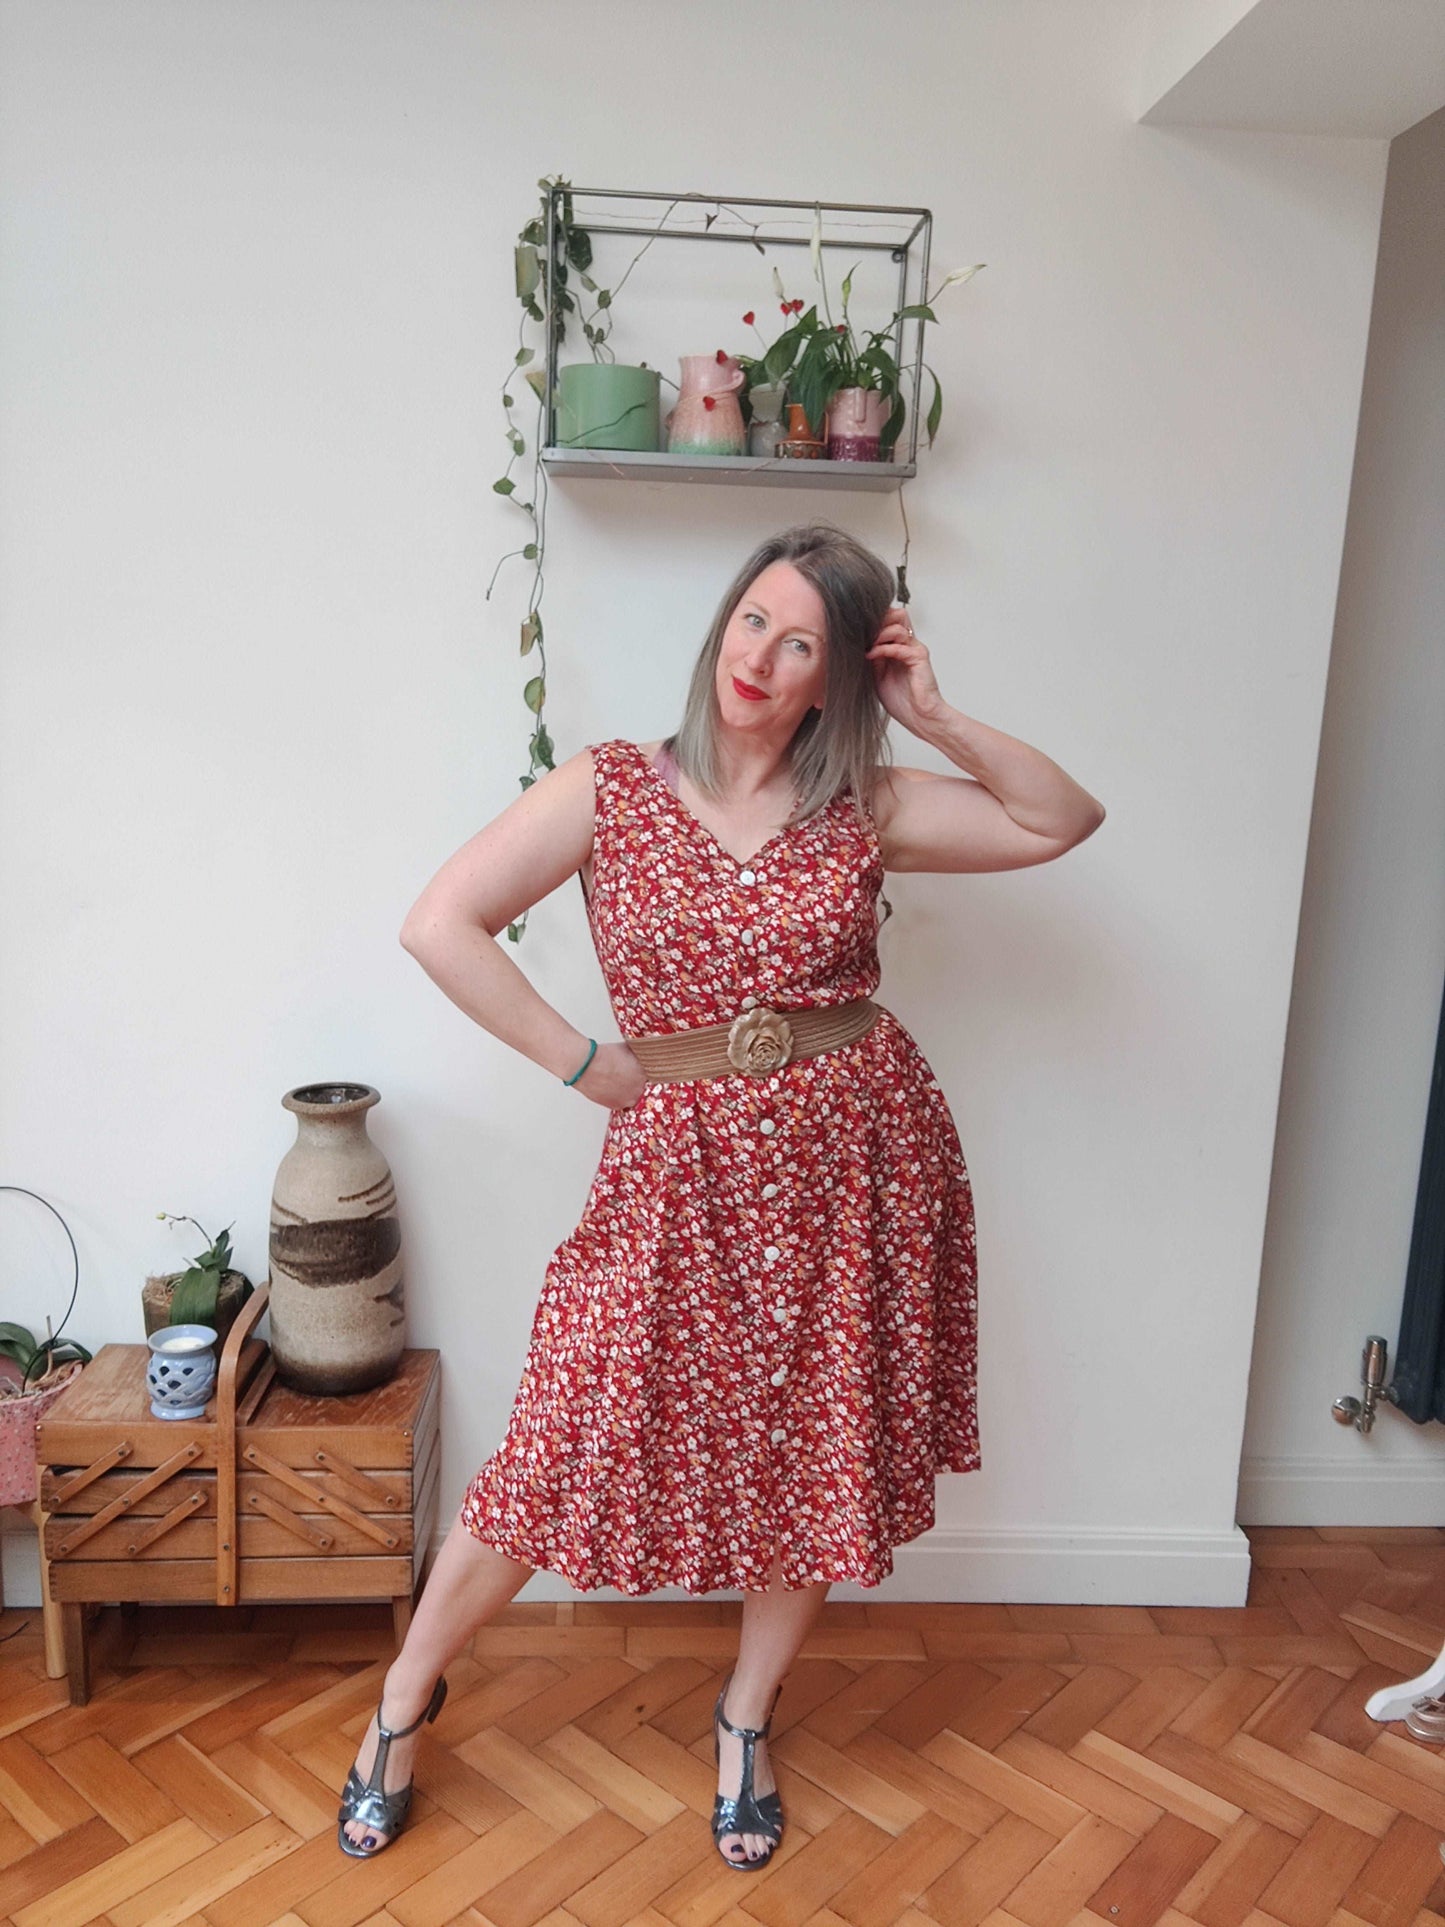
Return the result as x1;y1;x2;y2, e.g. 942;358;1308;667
563;1038;597;1087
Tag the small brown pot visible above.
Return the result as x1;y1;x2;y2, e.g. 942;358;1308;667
142;1270;252;1350
776;402;825;460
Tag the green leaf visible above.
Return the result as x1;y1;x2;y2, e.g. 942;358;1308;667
493;477;516;495
926;368;943;446
595;288;611;309
0;1321;37;1350
533;723;555;769
520;617;538;656
515;243;540;299
518;774;535;790
510;431;525;455
522;542;538;560
522;296;544;322
514;347;534;366
579;272;597;292
523;675;545;713
168;1263;220;1326
506;921;523;942
502;392;514;408
894;303;939;325
523;368;546;399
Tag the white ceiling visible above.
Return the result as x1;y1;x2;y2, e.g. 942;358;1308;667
1138;0;1445;137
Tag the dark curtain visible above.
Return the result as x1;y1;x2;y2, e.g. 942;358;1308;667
1391;969;1445;1424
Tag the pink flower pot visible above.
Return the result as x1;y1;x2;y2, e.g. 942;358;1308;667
826;386;890;461
0;1362;84;1506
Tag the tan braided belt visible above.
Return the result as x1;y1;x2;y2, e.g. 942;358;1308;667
626;997;882;1083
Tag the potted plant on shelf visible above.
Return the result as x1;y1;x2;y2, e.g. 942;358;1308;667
143;1213;252;1350
516;184;661;454
492;178;691;936
737;273;815;456
0;1319;91;1508
787;208;985;462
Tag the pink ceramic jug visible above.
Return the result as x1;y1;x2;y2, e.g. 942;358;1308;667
665;353;746;456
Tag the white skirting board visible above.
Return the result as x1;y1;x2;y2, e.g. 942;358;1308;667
474;1525;1255;1606
1237;1455;1445;1526
0;1517;1254;1610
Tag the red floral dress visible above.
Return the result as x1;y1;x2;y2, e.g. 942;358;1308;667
460;737;980;1593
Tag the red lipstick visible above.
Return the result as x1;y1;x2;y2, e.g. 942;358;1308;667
732;675;768;701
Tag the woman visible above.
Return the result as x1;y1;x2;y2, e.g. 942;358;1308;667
337;522;1105;1869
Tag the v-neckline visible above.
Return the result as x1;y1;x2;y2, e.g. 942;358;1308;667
629;739;813;872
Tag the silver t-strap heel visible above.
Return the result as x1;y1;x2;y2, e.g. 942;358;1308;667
337;1674;448;1857
711;1668;785;1869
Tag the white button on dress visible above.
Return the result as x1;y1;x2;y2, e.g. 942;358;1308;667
770;1427;787;1444
759;1119;776;1136
761;1183;779;1199
764;1244;781;1262
770;1367;787;1386
739;869;757;885
772;1306;789;1323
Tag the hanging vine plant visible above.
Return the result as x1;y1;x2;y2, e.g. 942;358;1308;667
486;175;680;941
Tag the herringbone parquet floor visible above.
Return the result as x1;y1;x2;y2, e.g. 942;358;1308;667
4;1525;1445;1927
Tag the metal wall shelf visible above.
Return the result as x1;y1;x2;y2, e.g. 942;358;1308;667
541;186;932;491
541;447;917;491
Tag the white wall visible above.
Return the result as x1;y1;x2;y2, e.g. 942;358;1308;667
0;0;1398;1606
1239;104;1445;1524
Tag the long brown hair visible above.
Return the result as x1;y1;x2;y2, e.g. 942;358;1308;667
666;522;897;826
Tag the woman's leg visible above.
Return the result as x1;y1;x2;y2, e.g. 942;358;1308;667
715;1549;830;1865
341;1506;536;1849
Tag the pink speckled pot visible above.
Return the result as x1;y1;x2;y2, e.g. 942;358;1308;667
0;1362;84;1506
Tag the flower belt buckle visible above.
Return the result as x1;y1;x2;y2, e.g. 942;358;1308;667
727;1005;794;1075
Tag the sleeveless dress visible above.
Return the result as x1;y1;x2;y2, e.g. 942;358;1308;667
459;737;980;1593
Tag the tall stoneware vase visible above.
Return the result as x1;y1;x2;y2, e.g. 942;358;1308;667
268;1082;404;1394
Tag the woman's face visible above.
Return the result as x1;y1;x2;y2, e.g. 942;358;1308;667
715;559;829;740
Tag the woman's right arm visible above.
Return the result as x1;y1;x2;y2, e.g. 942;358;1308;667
399;749;644;1110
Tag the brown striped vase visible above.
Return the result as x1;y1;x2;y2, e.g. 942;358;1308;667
268;1082;404;1394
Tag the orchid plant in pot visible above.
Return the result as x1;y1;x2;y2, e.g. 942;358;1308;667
144;1213;253;1350
0;1185;92;1505
0;1321;91;1508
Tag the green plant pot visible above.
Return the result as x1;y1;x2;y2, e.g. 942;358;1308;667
557;363;660;451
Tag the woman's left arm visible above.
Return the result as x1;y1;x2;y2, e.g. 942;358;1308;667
867;604;1107;874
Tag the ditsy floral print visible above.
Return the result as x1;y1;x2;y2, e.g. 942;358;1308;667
460;738;980;1593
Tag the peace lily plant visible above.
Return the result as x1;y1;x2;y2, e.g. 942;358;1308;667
758;206;984;454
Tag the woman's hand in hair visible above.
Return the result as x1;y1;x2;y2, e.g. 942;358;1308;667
867;606;946;736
